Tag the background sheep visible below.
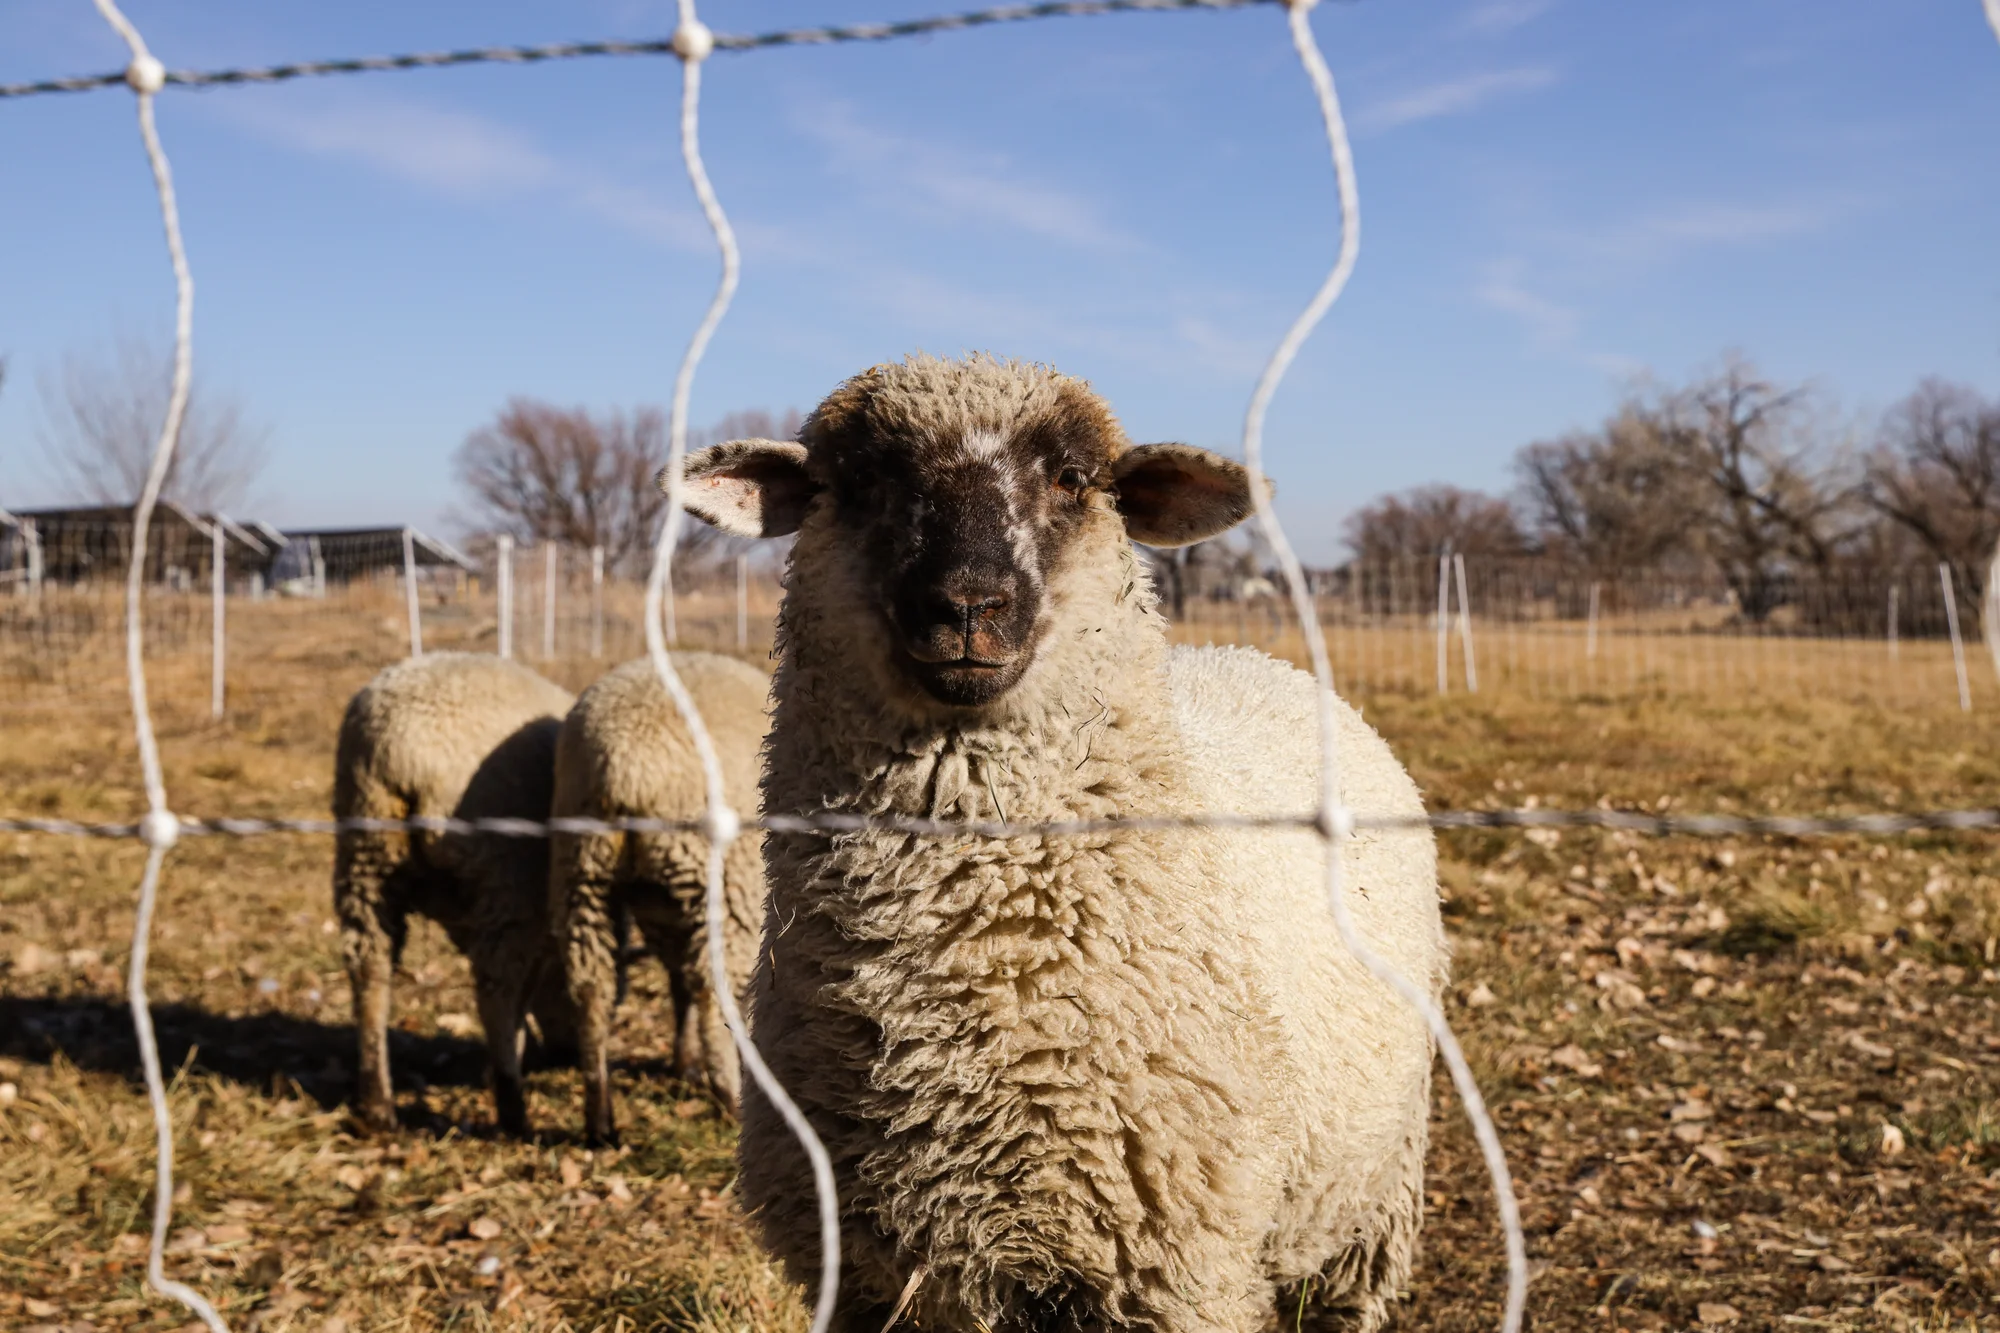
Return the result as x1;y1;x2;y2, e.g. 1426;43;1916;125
333;652;576;1136
677;354;1445;1332
549;653;769;1143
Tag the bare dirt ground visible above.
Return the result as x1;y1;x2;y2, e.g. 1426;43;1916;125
2;612;1997;1332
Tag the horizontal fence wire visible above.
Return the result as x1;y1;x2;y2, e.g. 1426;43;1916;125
0;0;1280;99
7;806;2000;841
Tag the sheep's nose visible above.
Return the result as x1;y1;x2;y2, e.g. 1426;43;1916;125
945;589;1011;623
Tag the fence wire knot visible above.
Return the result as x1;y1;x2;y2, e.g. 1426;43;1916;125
672;19;716;63
125;52;165;93
138;809;180;850
701;802;742;844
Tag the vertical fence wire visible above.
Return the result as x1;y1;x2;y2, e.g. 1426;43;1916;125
86;0;229;1326
1238;2;1526;1327
643;8;843;1331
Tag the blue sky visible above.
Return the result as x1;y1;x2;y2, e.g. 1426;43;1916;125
2;0;1998;563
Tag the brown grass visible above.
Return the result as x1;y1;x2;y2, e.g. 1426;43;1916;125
3;601;1998;1331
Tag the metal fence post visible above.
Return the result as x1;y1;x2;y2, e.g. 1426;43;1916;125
590;545;605;659
1942;563;1970;712
543;539;557;660
1435;552;1451;695
737;553;749;651
1454;552;1477;693
496;534;514;660
403;527;424;659
210;517;225;718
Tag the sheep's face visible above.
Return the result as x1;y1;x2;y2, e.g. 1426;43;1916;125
671;357;1255;710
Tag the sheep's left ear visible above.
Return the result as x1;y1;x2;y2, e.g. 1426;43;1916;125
1112;444;1259;547
661;440;816;538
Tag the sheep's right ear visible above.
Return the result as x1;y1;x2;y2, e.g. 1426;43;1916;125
663;440;816;538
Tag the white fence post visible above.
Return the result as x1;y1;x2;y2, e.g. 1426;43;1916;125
543;540;557;660
736;553;749;651
1434;553;1451;695
1941;562;1970;712
1586;581;1600;659
309;535;326;599
210;517;225;719
402;527;424;659
590;545;605;659
496;534;514;660
24;519;43;603
1984;545;2000;683
1887;584;1899;662
1454;552;1477;693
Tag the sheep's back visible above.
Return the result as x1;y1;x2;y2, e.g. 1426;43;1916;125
1166;644;1444;1274
553;653;770;821
336;652;574;822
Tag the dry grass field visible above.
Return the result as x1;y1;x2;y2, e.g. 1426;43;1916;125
3;595;1999;1332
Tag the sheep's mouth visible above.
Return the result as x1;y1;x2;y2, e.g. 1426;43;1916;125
901;649;1030;707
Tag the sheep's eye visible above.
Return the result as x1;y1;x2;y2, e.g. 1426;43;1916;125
1054;466;1089;496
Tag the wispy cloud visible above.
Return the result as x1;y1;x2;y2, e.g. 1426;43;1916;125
1452;0;1555;38
1578;199;1847;264
1357;66;1559;133
220;92;709;251
1476;259;1579;345
792;101;1137;252
1475;260;1642;376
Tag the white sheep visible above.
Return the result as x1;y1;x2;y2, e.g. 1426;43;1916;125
548;653;769;1142
676;354;1446;1332
332;652;576;1136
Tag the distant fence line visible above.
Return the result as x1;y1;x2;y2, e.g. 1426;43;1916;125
4;526;1996;712
0;521;775;704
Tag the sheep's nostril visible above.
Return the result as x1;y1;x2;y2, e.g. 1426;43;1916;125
950;592;1011;622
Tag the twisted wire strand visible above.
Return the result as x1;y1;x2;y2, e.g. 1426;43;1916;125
0;0;1280;100
8;805;1993;841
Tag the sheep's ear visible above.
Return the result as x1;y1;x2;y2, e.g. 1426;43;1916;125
1112;444;1258;547
664;440;816;538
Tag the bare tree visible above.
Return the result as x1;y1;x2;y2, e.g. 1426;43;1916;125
1864;378;2000;597
1643;358;1854;619
1342;484;1526;565
38;335;268;512
455;401;803;576
1515;412;1701;576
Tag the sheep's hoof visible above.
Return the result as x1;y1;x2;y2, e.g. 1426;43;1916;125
351;1100;399;1136
493;1082;531;1139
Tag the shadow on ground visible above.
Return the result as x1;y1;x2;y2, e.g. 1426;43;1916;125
0;994;484;1110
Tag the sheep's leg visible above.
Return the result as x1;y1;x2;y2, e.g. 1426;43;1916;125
334;828;404;1134
473;967;532;1137
527;966;582;1068
612;898;635;1007
556;830;624;1145
682;917;742;1109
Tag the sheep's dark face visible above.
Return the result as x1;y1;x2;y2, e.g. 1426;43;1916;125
672;358;1256;711
815;407;1114;706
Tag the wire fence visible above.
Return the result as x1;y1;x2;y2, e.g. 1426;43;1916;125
6;2;2000;1332
10;530;1997;717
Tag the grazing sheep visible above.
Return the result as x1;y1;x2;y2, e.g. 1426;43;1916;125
549;653;769;1142
676;354;1446;1333
333;652;576;1136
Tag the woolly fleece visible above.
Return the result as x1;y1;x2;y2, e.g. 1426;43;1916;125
549;653;770;1132
331;652;576;1135
734;356;1445;1333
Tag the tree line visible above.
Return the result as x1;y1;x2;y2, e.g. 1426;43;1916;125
1343;357;2000;621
